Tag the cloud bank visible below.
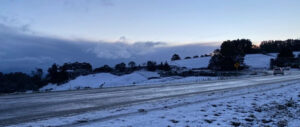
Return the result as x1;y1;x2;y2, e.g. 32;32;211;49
0;23;216;73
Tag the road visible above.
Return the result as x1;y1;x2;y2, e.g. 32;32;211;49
1;72;300;126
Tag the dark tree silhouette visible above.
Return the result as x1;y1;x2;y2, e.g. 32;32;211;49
184;56;191;59
31;68;46;88
0;72;37;93
163;62;171;71
47;64;58;84
94;65;113;73
115;63;126;72
146;61;157;71
277;46;294;58
260;39;300;53
209;39;249;70
220;39;252;56
128;61;136;70
171;54;181;61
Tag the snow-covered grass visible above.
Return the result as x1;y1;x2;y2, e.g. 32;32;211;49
170;52;300;69
40;71;218;92
14;80;300;127
41;52;300;92
41;71;159;91
170;53;278;69
244;54;276;69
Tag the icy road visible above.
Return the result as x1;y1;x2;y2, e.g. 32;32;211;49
1;72;300;126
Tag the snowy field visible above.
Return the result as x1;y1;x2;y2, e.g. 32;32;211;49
13;80;300;127
169;56;211;69
41;52;300;92
41;71;218;91
170;52;300;69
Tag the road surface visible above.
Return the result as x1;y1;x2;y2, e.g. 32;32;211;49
1;73;300;126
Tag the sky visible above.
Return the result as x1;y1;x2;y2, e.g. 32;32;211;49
0;23;216;73
1;0;299;43
0;0;300;73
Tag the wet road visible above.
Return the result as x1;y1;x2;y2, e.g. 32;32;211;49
1;73;300;126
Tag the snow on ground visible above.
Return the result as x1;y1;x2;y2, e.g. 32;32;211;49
41;71;158;91
171;53;277;69
40;71;217;91
14;80;300;127
244;54;276;69
170;52;300;69
41;52;300;92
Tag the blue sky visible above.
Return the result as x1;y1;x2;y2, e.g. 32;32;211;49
1;0;300;44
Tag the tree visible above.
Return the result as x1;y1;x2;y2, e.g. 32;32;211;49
171;54;181;61
31;68;46;89
47;63;69;85
47;64;58;83
259;39;300;53
209;39;249;70
208;54;244;70
157;62;164;70
128;61;136;70
249;45;262;54
61;62;92;74
277;46;294;58
94;65;113;73
146;61;157;71
163;62;171;71
115;62;126;72
220;39;252;56
0;72;37;93
57;66;69;85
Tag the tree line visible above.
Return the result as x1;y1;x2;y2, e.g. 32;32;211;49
207;39;300;70
0;61;171;93
260;39;300;53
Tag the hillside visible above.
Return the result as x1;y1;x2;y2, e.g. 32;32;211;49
41;71;217;91
41;52;299;92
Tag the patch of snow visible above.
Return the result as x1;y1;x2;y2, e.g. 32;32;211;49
40;71;160;91
170;52;299;69
40;71;219;92
244;54;276;69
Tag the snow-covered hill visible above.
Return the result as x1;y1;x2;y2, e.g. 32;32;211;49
169;54;274;69
244;54;276;69
41;71;217;91
41;52;300;92
170;52;300;69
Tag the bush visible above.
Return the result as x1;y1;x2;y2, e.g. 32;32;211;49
0;72;38;93
209;39;249;71
209;54;246;71
94;65;113;73
171;54;181;61
128;61;136;70
184;56;191;59
147;61;156;71
115;62;126;72
157;62;171;71
277;46;294;58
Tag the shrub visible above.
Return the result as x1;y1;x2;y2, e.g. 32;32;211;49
171;54;181;61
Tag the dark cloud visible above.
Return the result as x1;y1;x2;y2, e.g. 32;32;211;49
0;24;216;73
